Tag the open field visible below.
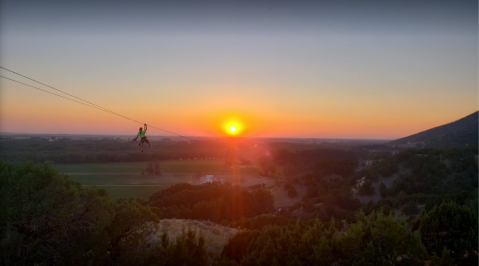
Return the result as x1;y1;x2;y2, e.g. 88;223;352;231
53;160;269;200
104;186;168;200
54;159;228;174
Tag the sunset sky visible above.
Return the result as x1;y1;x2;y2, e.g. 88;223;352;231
0;0;477;139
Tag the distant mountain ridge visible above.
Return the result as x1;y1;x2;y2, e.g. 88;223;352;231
389;111;478;148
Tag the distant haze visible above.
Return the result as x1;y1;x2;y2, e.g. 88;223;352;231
1;0;477;139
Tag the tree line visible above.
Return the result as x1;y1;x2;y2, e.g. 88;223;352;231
147;182;275;223
218;203;477;266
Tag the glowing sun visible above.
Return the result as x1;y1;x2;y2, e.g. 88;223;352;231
222;118;243;136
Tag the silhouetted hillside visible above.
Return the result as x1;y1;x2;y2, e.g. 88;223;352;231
389;111;478;148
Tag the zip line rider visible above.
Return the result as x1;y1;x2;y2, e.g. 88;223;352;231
133;124;153;152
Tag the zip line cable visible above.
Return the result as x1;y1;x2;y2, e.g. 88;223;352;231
0;71;193;140
1;76;120;112
0;66;157;127
0;66;115;115
1;75;141;123
1;74;192;140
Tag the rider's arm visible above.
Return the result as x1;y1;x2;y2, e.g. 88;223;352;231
144;124;147;131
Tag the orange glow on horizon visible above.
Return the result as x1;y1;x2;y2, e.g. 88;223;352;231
2;90;476;139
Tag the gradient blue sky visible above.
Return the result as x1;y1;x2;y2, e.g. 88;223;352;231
1;0;477;138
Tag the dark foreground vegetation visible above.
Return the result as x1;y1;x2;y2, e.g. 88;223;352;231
1;153;477;265
0;160;209;265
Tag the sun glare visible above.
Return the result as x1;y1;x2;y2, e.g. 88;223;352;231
223;119;243;136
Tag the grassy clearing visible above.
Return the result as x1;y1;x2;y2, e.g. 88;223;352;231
63;173;191;186
99;186;168;200
54;159;227;174
77;174;190;200
53;160;261;200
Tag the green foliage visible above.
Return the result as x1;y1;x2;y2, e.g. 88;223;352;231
379;182;388;198
358;180;375;196
219;211;427;265
106;198;159;265
227;215;294;230
222;231;260;262
402;200;419;215
413;201;478;261
284;183;298;198
135;228;209;266
0;160;115;265
302;173;361;218
0;160;187;266
149;182;275;222
315;158;358;177
166;228;208;266
439;247;455;266
258;157;276;176
334;211;427;265
368;149;477;197
3;142;478;265
271;148;358;180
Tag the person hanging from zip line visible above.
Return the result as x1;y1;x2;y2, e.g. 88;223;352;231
133;124;153;152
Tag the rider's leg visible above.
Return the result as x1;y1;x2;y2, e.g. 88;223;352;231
145;139;152;148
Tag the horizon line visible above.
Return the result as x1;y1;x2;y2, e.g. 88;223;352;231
0;131;395;141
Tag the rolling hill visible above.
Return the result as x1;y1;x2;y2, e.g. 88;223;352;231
389;111;478;148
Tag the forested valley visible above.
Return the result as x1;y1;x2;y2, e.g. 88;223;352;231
1;138;477;265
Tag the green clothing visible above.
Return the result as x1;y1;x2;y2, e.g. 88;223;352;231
137;130;146;138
